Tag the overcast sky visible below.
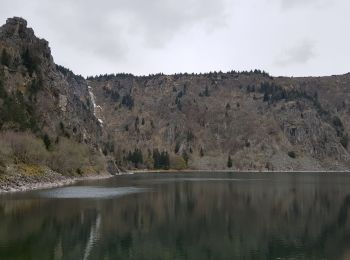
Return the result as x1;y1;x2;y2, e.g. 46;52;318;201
0;0;349;77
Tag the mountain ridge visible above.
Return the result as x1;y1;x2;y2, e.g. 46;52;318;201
1;17;350;173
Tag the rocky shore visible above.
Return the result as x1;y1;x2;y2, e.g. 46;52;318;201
0;164;112;193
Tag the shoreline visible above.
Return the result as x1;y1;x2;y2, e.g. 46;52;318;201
0;163;129;194
0;173;114;194
2;168;350;194
131;169;350;174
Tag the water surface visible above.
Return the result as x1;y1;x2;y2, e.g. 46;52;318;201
1;172;350;259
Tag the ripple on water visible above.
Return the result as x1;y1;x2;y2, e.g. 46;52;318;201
39;186;148;199
149;178;268;182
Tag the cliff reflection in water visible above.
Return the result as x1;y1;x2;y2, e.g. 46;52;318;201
1;173;350;259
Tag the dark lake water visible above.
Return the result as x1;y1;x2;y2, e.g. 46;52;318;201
1;172;350;259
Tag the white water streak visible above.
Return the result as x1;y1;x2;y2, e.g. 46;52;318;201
88;86;104;125
83;214;101;260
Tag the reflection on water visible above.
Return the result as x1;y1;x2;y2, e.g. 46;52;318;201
0;173;350;259
39;186;148;199
83;213;101;260
147;177;268;182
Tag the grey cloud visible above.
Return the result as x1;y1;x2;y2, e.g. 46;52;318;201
120;0;229;47
35;0;229;60
1;0;348;77
275;41;316;66
280;0;329;9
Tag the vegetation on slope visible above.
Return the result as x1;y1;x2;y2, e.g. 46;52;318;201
0;18;107;178
0;131;105;176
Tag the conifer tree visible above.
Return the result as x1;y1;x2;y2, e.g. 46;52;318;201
227;155;233;168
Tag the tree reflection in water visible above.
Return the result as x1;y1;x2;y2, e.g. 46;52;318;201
0;173;350;259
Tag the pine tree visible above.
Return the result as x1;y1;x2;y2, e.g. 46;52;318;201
182;151;189;165
22;48;37;75
227;155;233;168
42;134;51;150
200;147;204;157
1;49;10;67
204;85;209;97
153;149;160;169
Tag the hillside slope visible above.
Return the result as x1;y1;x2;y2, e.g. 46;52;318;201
1;17;349;172
88;72;350;171
0;17;107;178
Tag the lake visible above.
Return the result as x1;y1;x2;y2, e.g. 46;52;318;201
1;172;350;259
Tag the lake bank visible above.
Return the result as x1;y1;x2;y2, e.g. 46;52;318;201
132;169;350;173
2;166;350;193
0;164;113;193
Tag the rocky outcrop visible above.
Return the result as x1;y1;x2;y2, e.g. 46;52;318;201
0;17;103;148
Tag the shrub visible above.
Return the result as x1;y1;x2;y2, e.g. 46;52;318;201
341;135;349;149
144;155;154;169
0;131;105;175
49;137;89;175
288;151;296;159
333;116;343;128
0;91;38;131
86;150;106;174
0;131;48;165
0;135;14;167
29;77;43;98
121;94;134;110
170;155;187;170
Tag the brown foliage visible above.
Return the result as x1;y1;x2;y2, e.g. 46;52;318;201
0;131;48;165
0;132;105;176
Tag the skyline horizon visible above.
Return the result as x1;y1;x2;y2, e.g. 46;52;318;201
3;15;349;79
1;0;349;78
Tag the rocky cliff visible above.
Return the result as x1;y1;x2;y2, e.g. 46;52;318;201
0;17;107;178
0;17;102;147
1;17;349;172
88;72;350;171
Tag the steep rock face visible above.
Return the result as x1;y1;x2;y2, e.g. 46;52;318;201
89;72;350;171
0;17;102;147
